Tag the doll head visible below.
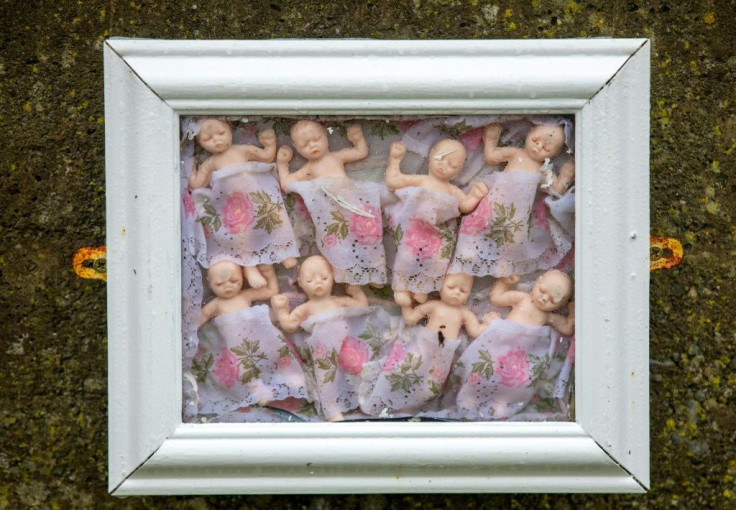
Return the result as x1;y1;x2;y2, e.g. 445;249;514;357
196;118;233;155
439;272;474;307
290;120;329;161
206;260;244;299
428;139;467;182
297;255;334;299
530;269;573;312
524;124;565;163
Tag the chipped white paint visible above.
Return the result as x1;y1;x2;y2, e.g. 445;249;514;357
105;38;650;495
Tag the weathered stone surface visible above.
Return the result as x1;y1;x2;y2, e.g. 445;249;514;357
1;0;734;507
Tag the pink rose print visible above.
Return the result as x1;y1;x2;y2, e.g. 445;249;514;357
458;127;484;153
338;336;371;375
312;343;327;359
277;356;292;369
202;224;212;239
382;342;406;372
213;348;240;389
467;372;482;386
460;197;492;235
183;191;195;218
532;196;550;231
295;195;311;222
429;366;448;383
404;218;442;259
323;234;338;249
495;348;531;388
222;191;255;235
349;205;382;245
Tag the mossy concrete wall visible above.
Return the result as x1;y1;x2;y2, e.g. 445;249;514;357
1;1;734;508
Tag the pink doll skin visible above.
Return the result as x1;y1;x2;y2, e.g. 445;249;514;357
386;140;489;306
488;270;575;336
189;118;297;287
271;255;369;334
200;261;279;327
276;120;369;188
400;272;487;340
483;123;574;193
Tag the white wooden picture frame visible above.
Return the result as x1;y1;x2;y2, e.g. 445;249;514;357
104;38;650;495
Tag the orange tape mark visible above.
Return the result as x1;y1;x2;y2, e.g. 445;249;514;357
650;236;683;271
72;246;107;281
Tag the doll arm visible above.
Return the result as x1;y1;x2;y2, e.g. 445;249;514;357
276;146;310;189
242;265;280;303
547;301;575;336
336;123;369;164
271;294;307;333
452;182;489;213
482;124;517;166
385;142;424;190
489;275;526;307
550;160;575;194
401;301;436;326
242;129;278;163
188;157;215;190
199;299;220;327
339;284;369;307
462;308;485;339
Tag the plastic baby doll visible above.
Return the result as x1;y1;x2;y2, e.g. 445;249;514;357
188;118;299;289
359;272;487;416
276;120;388;286
197;260;309;409
272;255;384;421
450;121;573;278
453;270;575;420
385;139;489;306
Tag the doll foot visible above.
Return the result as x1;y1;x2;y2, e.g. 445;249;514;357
282;257;298;269
394;290;412;307
327;412;345;422
244;266;267;289
258;397;271;406
413;292;428;304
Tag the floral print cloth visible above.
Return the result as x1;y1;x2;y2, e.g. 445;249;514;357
450;170;546;278
386;187;460;294
285;177;387;285
359;325;461;416
453;319;558;420
192;163;299;268
194;305;310;415
294;306;396;420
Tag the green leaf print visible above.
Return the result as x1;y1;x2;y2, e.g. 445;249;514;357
195;198;222;232
315;348;339;384
358;322;384;357
392;223;403;245
191;353;214;383
249;190;284;234
470;349;494;380
528;353;551;387
231;338;267;384
437;219;457;259
484;202;524;248
325;210;349;241
386;353;423;393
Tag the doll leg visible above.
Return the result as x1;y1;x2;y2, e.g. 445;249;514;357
243;265;267;289
282;256;297;269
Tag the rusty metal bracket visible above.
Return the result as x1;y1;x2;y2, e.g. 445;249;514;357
650;235;683;271
72;246;107;281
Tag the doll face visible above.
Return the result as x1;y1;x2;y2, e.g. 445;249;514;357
197;119;233;154
298;256;334;298
291;121;329;161
524;125;565;162
428;139;466;181
207;261;243;299
530;270;572;312
439;273;473;306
